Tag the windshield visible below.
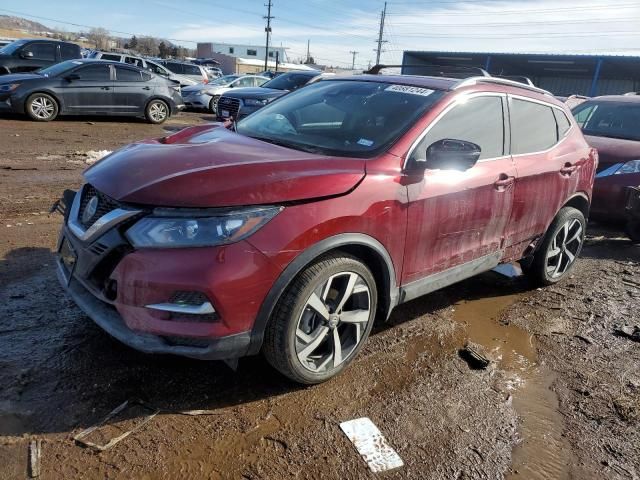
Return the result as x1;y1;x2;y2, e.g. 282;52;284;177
36;60;81;77
208;75;239;86
572;100;640;141
262;73;318;91
236;80;445;158
0;39;28;55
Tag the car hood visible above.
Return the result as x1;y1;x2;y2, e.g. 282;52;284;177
84;125;365;207
0;73;43;83
585;134;640;166
223;87;286;99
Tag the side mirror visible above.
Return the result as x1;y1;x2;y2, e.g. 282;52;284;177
65;73;81;82
423;139;481;171
20;50;34;59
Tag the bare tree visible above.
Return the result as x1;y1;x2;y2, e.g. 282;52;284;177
87;27;110;50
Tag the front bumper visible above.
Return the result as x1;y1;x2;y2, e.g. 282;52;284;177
56;261;251;360
182;93;211;110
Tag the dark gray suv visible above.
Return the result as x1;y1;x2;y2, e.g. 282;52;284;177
0;39;81;74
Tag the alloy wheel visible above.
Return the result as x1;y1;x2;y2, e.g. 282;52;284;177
545;218;583;278
149;102;167;122
31;96;55;119
295;272;372;373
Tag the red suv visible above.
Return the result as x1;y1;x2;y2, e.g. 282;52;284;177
57;75;597;384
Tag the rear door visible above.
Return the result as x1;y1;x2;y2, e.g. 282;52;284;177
505;97;579;250
112;65;151;114
59;63;114;113
403;93;517;285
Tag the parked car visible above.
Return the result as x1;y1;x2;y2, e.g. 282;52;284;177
572;96;640;221
216;70;322;121
161;60;208;84
55;75;596;384
181;74;269;112
202;65;223;79
0;39;81;74
0;59;184;123
86;51;197;87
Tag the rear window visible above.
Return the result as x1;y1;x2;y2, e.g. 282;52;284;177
262;73;317;91
511;99;558;154
572;100;640;141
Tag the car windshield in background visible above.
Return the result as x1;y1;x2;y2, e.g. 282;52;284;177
36;60;81;77
572;100;640;141
208;75;239;86
261;73;317;91
0;40;27;54
236;80;444;158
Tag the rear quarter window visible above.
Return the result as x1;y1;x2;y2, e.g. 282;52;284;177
60;44;79;60
553;109;572;137
511;99;558;154
100;54;121;61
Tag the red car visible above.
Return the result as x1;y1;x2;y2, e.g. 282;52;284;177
571;95;640;222
57;75;596;383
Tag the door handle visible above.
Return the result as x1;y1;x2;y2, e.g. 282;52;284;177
560;163;578;175
142;86;151;90
494;173;515;190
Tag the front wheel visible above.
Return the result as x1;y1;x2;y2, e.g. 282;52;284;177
525;206;586;286
26;93;58;121
263;253;378;384
209;95;220;113
145;99;169;124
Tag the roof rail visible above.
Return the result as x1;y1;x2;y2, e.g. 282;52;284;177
453;76;552;96
365;63;490;79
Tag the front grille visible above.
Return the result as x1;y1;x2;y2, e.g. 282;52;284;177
78;185;120;228
217;96;240;118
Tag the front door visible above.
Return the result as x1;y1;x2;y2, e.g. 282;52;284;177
60;64;114;114
403;94;517;287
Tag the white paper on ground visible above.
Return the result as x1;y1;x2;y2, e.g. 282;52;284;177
339;417;404;473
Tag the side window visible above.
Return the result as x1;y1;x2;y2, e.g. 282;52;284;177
183;64;202;75
235;77;254;87
165;63;182;74
572;104;596;128
26;43;56;61
115;66;142;82
101;54;121;61
147;62;167;76
247;49;257;56
412;96;505;162
553;109;572;138
75;64;111;81
511;99;558;154
125;57;141;67
60;44;78;60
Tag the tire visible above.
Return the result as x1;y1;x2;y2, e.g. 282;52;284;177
145;99;169;124
26;93;58;122
210;95;220;113
526;207;586;286
625;219;640;244
263;253;378;384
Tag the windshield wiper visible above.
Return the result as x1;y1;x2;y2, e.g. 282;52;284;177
247;135;323;154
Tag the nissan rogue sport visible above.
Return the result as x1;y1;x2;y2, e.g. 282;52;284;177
56;74;597;384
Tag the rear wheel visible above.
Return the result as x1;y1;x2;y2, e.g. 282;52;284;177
145;99;169;124
525;207;586;286
263;253;377;384
26;93;58;121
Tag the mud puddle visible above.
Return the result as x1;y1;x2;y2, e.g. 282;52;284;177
451;289;570;479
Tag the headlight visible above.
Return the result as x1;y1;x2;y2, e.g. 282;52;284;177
244;98;269;107
0;83;20;93
125;206;281;248
616;159;640;175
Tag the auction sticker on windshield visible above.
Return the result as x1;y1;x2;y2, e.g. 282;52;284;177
385;85;434;96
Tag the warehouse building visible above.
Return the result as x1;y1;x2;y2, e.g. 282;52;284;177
197;42;288;63
401;51;640;96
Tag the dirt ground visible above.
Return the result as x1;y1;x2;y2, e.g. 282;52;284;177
0;112;638;479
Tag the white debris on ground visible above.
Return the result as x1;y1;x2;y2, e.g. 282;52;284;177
339;417;404;473
83;150;112;164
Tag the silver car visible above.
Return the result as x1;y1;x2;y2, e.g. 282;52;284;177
161;61;209;85
181;74;270;112
87;51;197;87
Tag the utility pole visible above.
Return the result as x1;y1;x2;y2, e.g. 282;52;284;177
375;1;387;65
349;50;358;70
264;0;274;71
306;39;311;64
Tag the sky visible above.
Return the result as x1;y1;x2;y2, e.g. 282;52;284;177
2;0;640;68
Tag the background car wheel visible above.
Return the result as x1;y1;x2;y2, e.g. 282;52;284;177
525;206;586;286
210;95;220;113
263;253;378;384
26;93;58;122
145;99;169;124
625;219;640;244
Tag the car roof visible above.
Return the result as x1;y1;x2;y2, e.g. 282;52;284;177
334;74;458;91
589;95;640;103
13;38;76;45
66;59;150;70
